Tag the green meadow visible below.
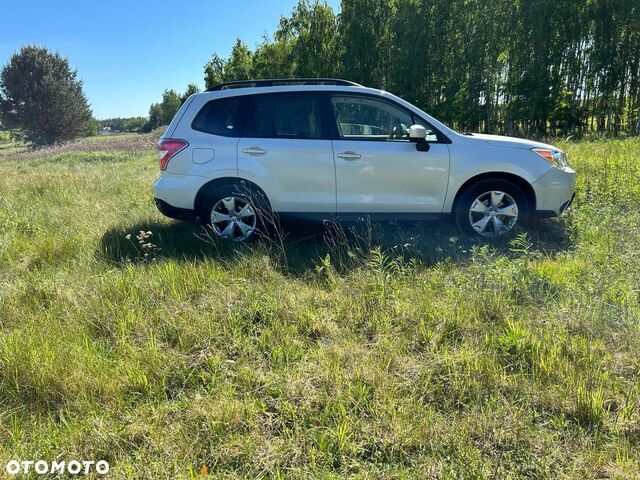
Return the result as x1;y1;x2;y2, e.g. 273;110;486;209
0;136;639;478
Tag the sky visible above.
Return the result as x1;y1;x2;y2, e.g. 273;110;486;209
0;0;342;119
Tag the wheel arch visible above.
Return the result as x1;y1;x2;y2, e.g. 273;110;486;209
194;177;271;214
452;172;536;214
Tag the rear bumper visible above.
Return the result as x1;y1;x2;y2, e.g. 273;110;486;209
153;173;208;210
154;198;194;220
532;166;576;217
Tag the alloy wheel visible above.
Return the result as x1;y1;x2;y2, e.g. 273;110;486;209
468;190;518;237
210;196;257;241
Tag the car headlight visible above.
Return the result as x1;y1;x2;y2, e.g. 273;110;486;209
532;148;569;168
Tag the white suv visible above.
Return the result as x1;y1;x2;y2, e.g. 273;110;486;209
153;78;575;241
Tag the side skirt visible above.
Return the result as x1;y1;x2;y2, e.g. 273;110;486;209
276;212;443;224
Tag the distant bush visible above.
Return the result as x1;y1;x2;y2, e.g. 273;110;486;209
0;130;12;143
86;118;99;137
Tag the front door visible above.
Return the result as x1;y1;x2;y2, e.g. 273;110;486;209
329;94;450;216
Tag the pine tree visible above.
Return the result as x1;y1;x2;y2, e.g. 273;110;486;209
223;39;253;81
204;53;226;89
0;45;92;145
181;84;200;104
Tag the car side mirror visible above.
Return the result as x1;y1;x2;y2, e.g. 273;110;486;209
408;124;430;152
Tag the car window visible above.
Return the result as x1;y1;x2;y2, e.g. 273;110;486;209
192;97;243;137
331;95;437;141
247;94;324;139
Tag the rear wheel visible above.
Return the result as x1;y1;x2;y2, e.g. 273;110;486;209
200;184;270;242
454;178;529;237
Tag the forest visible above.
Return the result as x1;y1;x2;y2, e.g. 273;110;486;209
199;0;640;137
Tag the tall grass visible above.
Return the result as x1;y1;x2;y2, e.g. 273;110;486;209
0;138;639;478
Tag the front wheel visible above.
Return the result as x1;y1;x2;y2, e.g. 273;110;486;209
454;178;529;237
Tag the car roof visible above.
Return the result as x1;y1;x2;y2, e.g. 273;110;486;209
205;78;362;91
184;80;458;139
197;83;383;98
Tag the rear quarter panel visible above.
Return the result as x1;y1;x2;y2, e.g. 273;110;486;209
166;94;239;179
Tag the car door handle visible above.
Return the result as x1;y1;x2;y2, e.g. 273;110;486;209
337;151;361;160
242;146;267;156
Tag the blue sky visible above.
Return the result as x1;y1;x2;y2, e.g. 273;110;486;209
0;0;341;119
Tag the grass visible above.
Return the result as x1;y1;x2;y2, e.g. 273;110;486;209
0;135;639;478
0;130;160;162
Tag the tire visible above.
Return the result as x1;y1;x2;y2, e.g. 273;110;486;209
454;178;529;237
200;183;271;242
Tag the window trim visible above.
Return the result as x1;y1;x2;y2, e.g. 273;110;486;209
190;96;247;137
243;91;330;140
324;91;451;144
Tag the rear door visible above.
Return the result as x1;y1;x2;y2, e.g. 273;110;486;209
329;94;450;215
237;92;336;215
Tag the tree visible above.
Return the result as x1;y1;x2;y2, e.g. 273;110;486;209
145;89;181;131
277;0;340;77
204;53;226;89
224;39;253;81
252;35;294;79
339;0;393;88
181;83;200;104
203;41;254;86
0;45;92;145
145;103;164;132
145;84;202;132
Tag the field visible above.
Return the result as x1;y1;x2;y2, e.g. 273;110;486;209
0;134;639;479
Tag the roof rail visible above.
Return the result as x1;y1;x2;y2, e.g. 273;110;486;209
206;78;362;91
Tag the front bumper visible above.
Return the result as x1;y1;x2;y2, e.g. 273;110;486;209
531;166;576;217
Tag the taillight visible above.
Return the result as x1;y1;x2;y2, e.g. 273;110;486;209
157;139;188;170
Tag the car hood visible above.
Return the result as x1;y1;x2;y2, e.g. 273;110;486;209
464;133;559;151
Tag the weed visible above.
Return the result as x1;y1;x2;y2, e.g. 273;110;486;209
124;230;160;262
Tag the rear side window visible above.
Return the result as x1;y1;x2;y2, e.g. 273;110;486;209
192;97;243;137
245;94;324;139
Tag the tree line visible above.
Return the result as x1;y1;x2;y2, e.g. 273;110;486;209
195;0;640;137
97;117;147;133
2;1;639;146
